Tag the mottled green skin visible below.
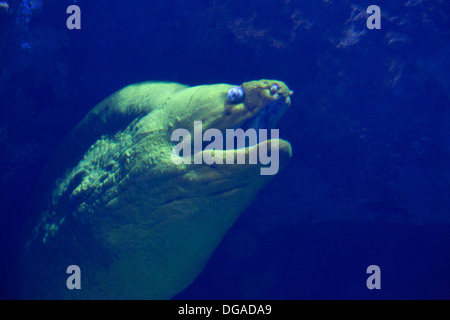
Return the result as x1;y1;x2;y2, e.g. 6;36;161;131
22;80;292;299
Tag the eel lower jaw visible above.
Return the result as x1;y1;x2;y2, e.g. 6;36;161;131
196;138;292;177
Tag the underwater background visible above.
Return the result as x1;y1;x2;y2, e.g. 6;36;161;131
0;0;449;299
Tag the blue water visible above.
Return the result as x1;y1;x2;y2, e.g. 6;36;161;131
0;0;449;299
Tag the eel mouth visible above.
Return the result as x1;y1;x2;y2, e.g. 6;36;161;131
196;82;292;152
238;97;290;132
226;82;292;150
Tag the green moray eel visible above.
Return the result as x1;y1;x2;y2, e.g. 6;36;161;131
21;79;294;299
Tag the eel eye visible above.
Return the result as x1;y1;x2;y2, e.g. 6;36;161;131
270;84;279;94
227;86;245;104
270;84;280;99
